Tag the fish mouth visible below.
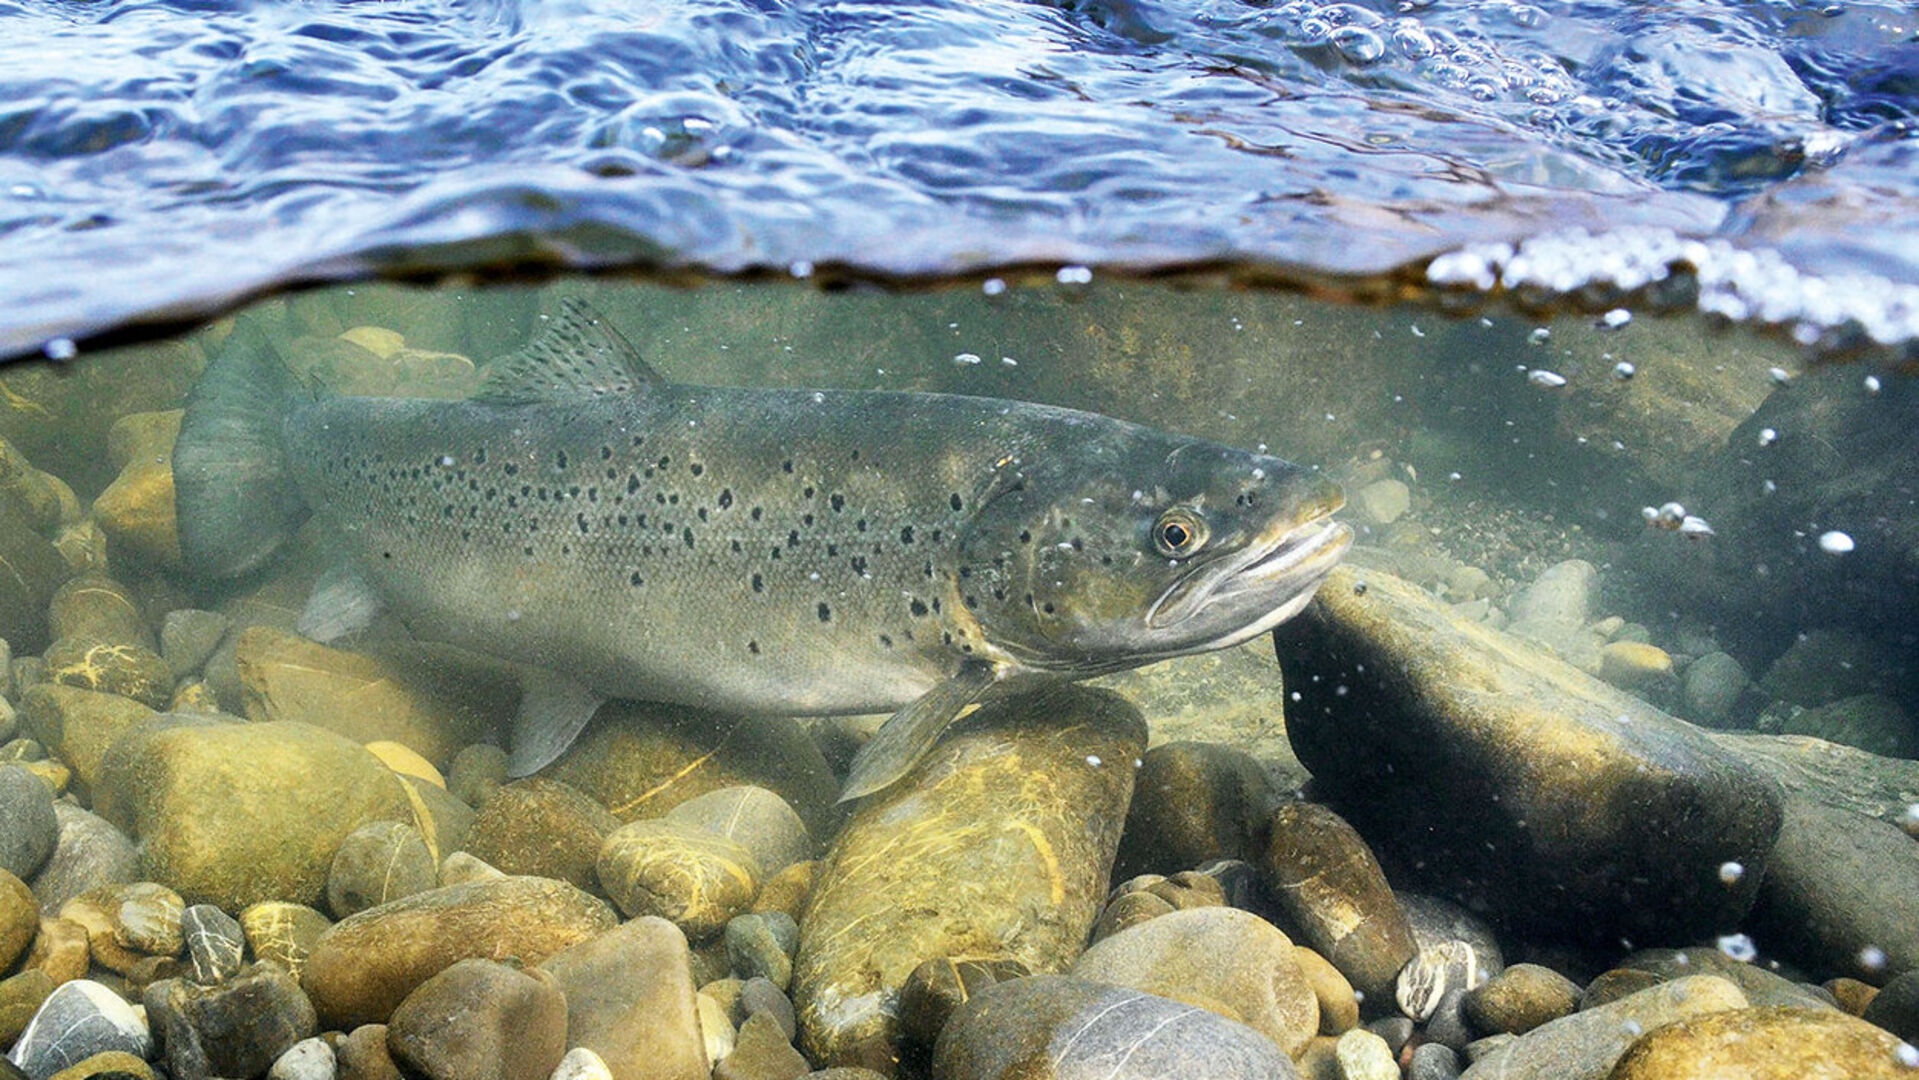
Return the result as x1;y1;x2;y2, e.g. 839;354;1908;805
1145;510;1353;632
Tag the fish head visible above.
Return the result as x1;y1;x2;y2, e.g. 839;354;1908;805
954;433;1352;673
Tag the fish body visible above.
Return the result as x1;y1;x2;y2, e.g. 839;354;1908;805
176;300;1352;795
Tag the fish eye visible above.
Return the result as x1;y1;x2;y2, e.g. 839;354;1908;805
1153;508;1207;557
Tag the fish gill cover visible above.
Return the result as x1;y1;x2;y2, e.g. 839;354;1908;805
0;0;1917;358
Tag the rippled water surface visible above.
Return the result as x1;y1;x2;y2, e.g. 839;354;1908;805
3;0;1918;356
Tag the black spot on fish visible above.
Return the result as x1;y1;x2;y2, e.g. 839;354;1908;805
682;528;694;548
752;573;764;592
931;598;942;613
556;450;568;469
601;446;612;460
505;463;518;475
658;456;671;470
382;551;392;560
627;475;641;494
804;486;815;499
910;599;928;617
803;513;815;527
787;530;800;547
698;508;709;522
782;459;794;474
817;602;831;623
965;594;978;608
879;634;893;648
748;640;760;655
851;555;868;575
630;571;643;586
691;463;704;476
827;543;838;557
475;447;487;464
950;493;963;511
830;493;845;512
576;513;589;534
857;519;868;532
931;529;943;543
900;526;915;545
731;538;742;553
1018;530;1031;543
718;489;733;509
750;507;763;522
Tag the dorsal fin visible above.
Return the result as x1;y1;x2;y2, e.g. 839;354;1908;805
474;297;664;404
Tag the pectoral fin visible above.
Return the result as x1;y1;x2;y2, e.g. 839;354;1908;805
297;561;385;643
506;668;607;778
840;661;998;802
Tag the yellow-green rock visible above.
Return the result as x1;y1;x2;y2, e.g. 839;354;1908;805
0;969;56;1051
47;576;155;651
544;700;841;840
0;868;34;971
19;684;156;800
1608;1005;1913;1080
239;901;332;980
42;636;173;711
0;511;65;654
1459;974;1748;1079
46;1050;156;1080
793;685;1145;1070
466;777;619;892
96;718;414;910
91;409;184;570
597;819;759;939
300;875;617;1029
234;626;507;766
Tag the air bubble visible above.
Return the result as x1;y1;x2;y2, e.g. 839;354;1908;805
1527;369;1568;388
1528;327;1551;345
1055;265;1093;285
1598;308;1633;330
1612;361;1636;380
1769;367;1791;385
1331;25;1386;63
1864;375;1883;394
982;278;1006;296
42;338;76;361
1716;933;1757;963
1718;861;1744;885
952;353;983;366
1818;530;1855;554
788;260;814;279
1902;804;1919;838
1861;945;1889;973
1757;428;1777;447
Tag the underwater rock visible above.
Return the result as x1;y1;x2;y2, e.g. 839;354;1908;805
436;850;504;886
20;684;158;799
268;1037;335;1080
144;964;317;1080
0;764;57;881
1609;1005;1914;1080
180;904;244;985
1260;800;1417;1003
1760;694;1919;760
1504;559;1601;673
538;916;709;1080
447;743;508;809
1463;964;1582;1036
326;821;438;919
157;610;228;679
597;819;760;939
1631;366;1919;655
896;958;1026;1060
334;1022;403;1080
0;870;32;972
239;902;332;981
1411;1042;1464;1080
1398;940;1492;1023
41;637;171;712
30;804;139;915
1747;797;1919;984
235;626;506;767
1755;629;1912;710
1069;906;1319;1058
1351;479;1411;526
550;1047;614;1080
365;739;443;788
0;514;66;656
91;410;184;571
386;958;566;1080
300;875;615;1029
1113;741;1281;881
1597;641;1676;694
714;1011;810;1080
793;686;1143;1071
1294;947;1359;1036
1862;970;1919;1042
1457;975;1747;1080
1615;946;1833;1012
543;700;840;840
0;435;76;538
23;917;88;986
57;882;182;975
1399;892;1505;971
462;776;617;891
932;975;1299;1080
5;979;151;1079
666;785;813;879
725;912;799;991
1681;651;1750;728
47;577;155;653
1335;1028;1399;1080
739;976;798;1040
0;969;55;1058
1275;564;1784;947
97;719;414;911
751;859;814;922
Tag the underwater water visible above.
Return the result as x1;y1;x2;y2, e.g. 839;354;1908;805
3;0;1919;1077
1;278;1916;1080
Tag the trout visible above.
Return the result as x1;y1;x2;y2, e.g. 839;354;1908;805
174;299;1351;797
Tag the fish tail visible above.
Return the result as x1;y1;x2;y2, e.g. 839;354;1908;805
174;319;311;578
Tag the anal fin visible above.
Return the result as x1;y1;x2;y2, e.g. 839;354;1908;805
840;660;998;802
506;668;607;778
297;562;386;643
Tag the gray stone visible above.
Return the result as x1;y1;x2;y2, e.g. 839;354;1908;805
1425;987;1476;1051
387;958;567;1080
1616;947;1839;1012
895;959;1022;1057
1365;1016;1414;1054
739;977;796;1041
0;764;56;882
5;979;151;1079
1463;963;1581;1036
1507;559;1596;632
181;905;245;985
725;912;799;991
1275;565;1784;947
1261;800;1416;1002
1352;479;1411;525
666;785;813;879
1861;969;1919;1043
1757;629;1911;709
932;976;1300;1080
144;965;318;1080
1748;796;1919;983
447;743;508;809
1412;1041;1463;1080
268;1036;335;1080
0;696;14;744
1683;652;1750;728
1399;892;1505;971
712;1011;808;1080
159;610;229;678
0;514;65;657
32;803;139;916
325;821;438;920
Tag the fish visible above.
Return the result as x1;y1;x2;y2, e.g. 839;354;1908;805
174;298;1353;799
